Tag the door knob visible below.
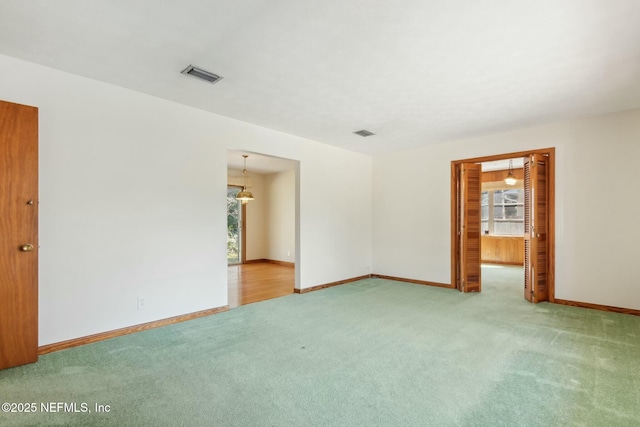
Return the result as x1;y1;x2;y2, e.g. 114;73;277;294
21;244;34;252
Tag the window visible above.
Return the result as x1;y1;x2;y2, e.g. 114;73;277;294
481;189;524;235
227;186;242;264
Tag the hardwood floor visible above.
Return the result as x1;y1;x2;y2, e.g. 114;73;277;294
228;262;295;308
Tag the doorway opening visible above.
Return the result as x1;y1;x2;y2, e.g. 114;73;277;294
451;148;555;303
226;149;299;308
478;157;526;300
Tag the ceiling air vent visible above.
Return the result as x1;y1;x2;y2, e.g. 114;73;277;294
353;129;375;137
181;65;223;84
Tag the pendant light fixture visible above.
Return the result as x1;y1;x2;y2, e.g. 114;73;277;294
504;159;517;186
236;155;254;204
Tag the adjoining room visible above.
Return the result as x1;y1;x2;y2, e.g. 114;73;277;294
480;157;526;300
226;150;298;308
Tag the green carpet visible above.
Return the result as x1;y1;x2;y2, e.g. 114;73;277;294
1;265;639;426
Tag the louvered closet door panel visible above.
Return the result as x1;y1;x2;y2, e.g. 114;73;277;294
532;155;548;302
523;154;549;303
460;163;481;293
523;156;533;302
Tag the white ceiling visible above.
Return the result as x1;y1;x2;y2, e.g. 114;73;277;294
227;149;297;174
1;1;640;155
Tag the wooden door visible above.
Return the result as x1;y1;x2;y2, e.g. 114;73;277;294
458;163;482;292
523;154;548;303
0;100;39;369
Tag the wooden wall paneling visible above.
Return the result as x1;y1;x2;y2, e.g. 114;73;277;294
481;236;524;265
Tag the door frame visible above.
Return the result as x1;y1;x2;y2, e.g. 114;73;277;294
450;147;555;301
227;185;247;265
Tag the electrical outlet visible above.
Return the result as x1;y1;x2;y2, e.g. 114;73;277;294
137;297;146;310
287;251;291;257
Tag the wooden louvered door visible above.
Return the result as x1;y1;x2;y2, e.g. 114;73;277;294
523;154;548;303
458;163;482;293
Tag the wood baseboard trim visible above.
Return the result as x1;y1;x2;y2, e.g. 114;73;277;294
244;258;268;264
38;305;229;355
245;259;295;268
553;299;640;317
372;274;454;289
266;259;295;268
294;275;371;294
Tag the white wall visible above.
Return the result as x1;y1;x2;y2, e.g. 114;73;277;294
373;108;640;310
228;167;296;264
0;54;372;345
265;169;296;263
244;172;267;261
228;170;267;260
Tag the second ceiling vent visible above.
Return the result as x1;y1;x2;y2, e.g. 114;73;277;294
181;65;223;85
353;129;375;137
